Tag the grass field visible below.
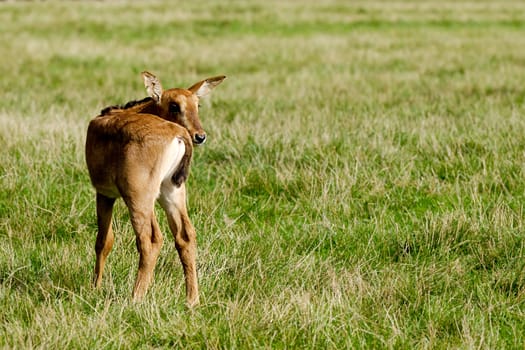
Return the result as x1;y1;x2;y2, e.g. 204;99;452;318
1;0;525;348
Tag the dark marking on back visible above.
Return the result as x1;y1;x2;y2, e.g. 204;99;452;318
100;97;154;116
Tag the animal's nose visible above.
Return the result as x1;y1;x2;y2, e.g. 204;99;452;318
194;133;206;144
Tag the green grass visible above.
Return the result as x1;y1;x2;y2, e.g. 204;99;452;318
2;0;525;348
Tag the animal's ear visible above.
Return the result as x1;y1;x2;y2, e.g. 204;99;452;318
141;71;163;103
188;75;226;98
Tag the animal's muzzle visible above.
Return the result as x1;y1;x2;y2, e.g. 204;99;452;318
194;133;206;144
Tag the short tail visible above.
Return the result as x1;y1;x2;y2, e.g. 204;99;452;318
171;133;193;187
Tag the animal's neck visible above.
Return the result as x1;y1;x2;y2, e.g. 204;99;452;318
131;99;160;115
100;97;160;116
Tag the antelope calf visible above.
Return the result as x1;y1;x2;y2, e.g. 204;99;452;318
85;71;225;306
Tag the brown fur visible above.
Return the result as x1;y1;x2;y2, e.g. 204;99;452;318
85;71;225;306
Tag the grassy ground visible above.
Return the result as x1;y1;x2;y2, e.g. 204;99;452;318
1;0;525;348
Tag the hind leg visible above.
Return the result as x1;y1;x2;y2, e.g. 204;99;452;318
125;198;164;302
159;183;199;307
93;193;116;288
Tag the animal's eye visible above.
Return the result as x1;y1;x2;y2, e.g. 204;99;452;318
169;102;181;114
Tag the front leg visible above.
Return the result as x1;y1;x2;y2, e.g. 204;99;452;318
159;183;199;307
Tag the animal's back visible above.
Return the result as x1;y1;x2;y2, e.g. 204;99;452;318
85;112;192;198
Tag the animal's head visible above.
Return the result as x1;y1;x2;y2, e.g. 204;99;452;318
141;71;226;145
